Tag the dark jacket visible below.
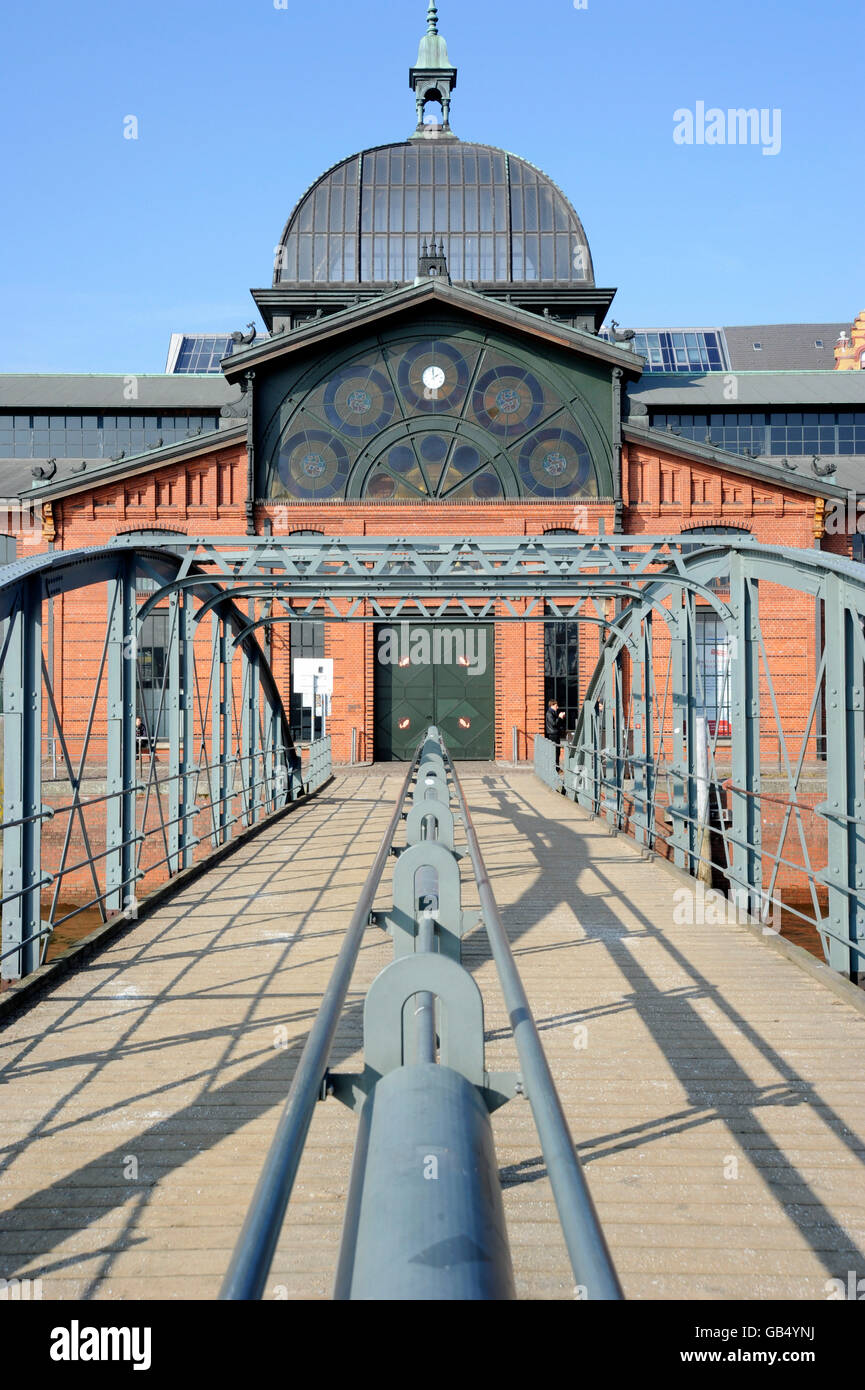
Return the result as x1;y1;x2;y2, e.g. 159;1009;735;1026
545;706;563;742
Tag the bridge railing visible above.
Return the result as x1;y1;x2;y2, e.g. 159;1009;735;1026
562;735;842;962
444;738;623;1302
222;727;622;1302
534;734;560;790
219;747;422;1301
554;549;865;986
0;547;324;985
304;737;332;795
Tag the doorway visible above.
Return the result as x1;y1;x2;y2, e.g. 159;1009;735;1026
373;622;495;760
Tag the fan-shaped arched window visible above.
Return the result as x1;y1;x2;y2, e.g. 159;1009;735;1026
264;334;610;503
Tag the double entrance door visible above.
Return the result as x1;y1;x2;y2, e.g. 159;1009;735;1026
373;622;495;761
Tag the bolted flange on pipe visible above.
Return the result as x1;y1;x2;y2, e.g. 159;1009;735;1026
334;1063;516;1301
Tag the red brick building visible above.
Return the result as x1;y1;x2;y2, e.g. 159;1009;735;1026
13;7;858;767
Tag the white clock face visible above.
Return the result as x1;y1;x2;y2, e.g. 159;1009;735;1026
422;365;446;391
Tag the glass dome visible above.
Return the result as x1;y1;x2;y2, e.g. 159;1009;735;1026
274;142;594;289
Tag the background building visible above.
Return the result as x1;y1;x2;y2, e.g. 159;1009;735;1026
2;4;861;761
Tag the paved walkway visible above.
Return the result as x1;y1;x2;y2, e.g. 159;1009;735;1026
1;768;864;1300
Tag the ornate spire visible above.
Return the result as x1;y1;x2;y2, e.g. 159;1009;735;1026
409;3;457;139
417;236;450;283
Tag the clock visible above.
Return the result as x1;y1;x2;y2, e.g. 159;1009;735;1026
422;365;446;392
396;340;469;413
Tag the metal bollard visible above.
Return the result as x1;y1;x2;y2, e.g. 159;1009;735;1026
333;1063;516;1301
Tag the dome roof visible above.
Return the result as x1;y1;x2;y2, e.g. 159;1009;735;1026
274;141;595;290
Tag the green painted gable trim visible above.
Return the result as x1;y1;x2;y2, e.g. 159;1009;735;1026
224;279;643;381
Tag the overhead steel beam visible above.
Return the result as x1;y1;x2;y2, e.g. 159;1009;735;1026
1;536;863;988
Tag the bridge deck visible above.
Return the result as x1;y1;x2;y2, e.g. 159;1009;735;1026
2;768;864;1301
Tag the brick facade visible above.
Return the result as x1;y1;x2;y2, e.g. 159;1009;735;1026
28;430;841;767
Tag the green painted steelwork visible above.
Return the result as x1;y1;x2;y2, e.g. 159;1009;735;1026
2;533;864;986
0;545;307;984
222;725;619;1301
410;2;457;135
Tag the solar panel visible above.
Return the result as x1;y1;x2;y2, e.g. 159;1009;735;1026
172;336;235;373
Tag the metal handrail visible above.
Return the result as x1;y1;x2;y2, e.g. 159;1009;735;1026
221;732;623;1300
560;740;857;950
18;742;329;968
220;743;421;1300
444;738;624;1301
0;925;54;965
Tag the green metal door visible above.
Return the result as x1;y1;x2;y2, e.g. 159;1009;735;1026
374;623;495;760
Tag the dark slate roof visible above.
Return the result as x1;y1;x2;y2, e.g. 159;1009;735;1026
0;460;40;498
274;140;596;290
0;375;240;410
817;456;865;492
0;375;245;498
628;371;865;410
723;325;847;371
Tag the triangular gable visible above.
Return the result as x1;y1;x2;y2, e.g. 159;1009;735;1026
222;278;643;382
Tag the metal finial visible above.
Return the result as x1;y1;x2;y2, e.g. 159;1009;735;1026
427;2;438;33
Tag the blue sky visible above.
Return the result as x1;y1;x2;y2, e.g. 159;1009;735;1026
0;0;862;373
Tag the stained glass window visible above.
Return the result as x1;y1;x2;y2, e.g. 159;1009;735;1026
265;334;605;502
273;412;355;499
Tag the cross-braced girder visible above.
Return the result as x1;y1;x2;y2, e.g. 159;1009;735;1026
0;546;328;984
1;533;862;986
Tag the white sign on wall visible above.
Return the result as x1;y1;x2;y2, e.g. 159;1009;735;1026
293;658;333;712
